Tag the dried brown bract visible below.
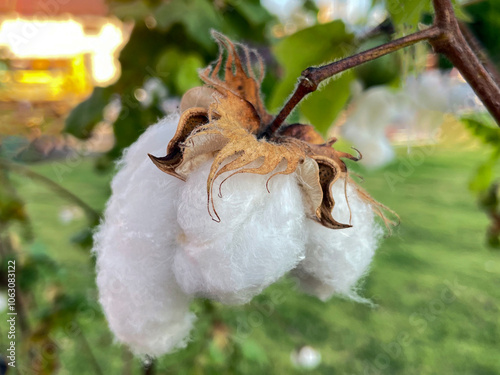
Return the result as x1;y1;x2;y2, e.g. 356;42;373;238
149;31;396;229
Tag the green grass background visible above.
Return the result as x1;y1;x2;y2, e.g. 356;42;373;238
8;136;500;374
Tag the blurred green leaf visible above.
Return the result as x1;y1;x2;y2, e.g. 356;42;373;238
71;227;94;249
18;252;58;291
228;0;273;27
465;0;500;70
0;168;27;224
301;71;354;133
64;88;112;140
354;36;401;88
270;20;355;134
381;0;467;29
386;0;431;28
462;115;500;146
469;152;499;193
176;55;204;92
239;339;268;365
37;293;87;328
208;341;227;365
156;47;203;95
155;0;222;50
462;115;500;193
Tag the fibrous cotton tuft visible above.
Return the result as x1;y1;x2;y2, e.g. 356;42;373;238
94;115;194;357
94;115;385;357
293;179;383;301
173;160;307;305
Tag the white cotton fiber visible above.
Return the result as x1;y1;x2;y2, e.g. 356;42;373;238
292;179;382;301
93;115;196;357
173;160;308;305
341;86;397;169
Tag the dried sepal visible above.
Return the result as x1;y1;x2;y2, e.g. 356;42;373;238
200;31;272;125
148;107;210;180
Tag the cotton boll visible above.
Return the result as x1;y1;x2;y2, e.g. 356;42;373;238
94;115;195;357
292;179;382;301
343;127;395;169
342;86;396;169
409;71;450;112
347;86;396;131
173;161;307;305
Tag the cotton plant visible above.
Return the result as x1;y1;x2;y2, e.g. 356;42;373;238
93;32;395;357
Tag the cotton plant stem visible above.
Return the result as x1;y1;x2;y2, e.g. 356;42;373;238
430;0;500;124
263;26;441;136
458;21;500;86
266;0;500;135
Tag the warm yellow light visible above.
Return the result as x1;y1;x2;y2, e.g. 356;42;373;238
0;17;128;86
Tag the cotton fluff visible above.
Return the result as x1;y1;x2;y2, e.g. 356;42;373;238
292;178;382;301
94;114;195;357
173;160;308;305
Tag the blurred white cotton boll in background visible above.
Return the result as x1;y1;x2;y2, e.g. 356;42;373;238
341;85;396;168
292;178;382;301
406;70;450;112
94;115;195;357
173;160;307;305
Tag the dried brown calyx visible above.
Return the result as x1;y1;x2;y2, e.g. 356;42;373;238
149;31;396;230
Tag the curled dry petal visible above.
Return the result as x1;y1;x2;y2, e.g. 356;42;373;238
149;31;395;230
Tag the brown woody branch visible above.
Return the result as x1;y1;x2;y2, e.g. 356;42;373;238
458;21;500;86
265;0;500;136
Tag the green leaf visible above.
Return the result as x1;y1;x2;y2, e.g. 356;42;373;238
18;252;58;291
155;0;222;50
176;55;204;93
386;0;431;28
0;168;27;224
462;115;500;147
270;20;355;135
354;36;401;88
301;71;354;134
469;153;499;193
239;339;268;365
156;47;203;95
462;115;500;193
228;0;273;27
111;99;164;155
64;87;111;139
208;341;226;365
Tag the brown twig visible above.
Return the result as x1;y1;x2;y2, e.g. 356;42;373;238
429;0;500;124
265;0;500;136
458;20;500;86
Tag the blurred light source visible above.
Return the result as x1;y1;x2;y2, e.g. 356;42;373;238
0;17;127;86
